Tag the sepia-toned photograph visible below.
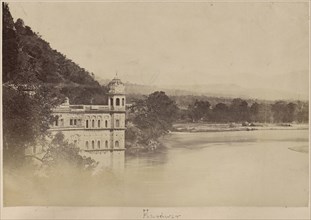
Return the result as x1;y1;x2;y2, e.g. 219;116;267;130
1;0;309;219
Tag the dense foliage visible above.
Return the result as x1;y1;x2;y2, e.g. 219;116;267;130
183;98;308;123
126;91;178;149
2;3;106;167
41;132;97;175
3;3;108;104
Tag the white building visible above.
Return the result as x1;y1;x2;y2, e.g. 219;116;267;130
48;77;126;170
50;77;126;150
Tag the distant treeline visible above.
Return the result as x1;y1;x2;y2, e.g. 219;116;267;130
177;98;308;123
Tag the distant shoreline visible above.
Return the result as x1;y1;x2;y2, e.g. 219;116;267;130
172;123;309;133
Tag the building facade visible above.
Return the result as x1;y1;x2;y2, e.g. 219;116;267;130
48;77;126;169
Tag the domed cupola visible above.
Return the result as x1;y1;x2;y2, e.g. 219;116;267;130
108;75;125;95
107;74;126;111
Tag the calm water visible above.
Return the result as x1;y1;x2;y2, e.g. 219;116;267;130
122;129;309;206
4;129;309;206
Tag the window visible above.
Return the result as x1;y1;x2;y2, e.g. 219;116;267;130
33;146;37;154
110;98;113;106
105;120;108;128
115;141;119;148
97;141;100;149
105;140;108;148
70;119;73;125
86;141;89;149
55;119;58;126
74;140;77;146
116;119;120;128
98;120;101;128
122;98;125;106
74;119;77;125
86;120;89;128
60;119;64;126
116;98;120;106
92;141;95;149
92;120;95;128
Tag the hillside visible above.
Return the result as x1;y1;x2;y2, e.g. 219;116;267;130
3;3;108;104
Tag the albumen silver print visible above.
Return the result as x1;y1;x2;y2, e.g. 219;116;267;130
1;1;309;219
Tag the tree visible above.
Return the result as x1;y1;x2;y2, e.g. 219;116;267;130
285;102;297;123
296;101;308;123
188;100;211;122
271;101;288;123
41;132;97;175
211;103;230;122
256;103;273;123
3;85;65;167
230;98;250;122
129;91;178;143
2;3;18;83
250;102;260;122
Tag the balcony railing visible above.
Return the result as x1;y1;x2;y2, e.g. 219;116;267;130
53;104;110;112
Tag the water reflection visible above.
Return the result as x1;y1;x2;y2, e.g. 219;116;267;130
125;149;169;169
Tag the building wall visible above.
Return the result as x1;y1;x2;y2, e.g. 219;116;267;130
53;112;112;129
50;109;126;151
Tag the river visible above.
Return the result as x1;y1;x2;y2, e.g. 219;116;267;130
4;129;309;207
123;129;309;206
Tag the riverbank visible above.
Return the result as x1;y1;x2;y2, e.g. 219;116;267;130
172;122;309;132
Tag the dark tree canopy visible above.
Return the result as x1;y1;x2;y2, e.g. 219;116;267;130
128;91;178;143
2;3;18;83
188;100;211;122
180;97;308;124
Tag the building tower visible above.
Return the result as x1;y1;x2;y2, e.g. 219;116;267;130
107;76;126;150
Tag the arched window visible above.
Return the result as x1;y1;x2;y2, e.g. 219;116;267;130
55;119;58;126
86;141;89;149
105;140;108;148
115;141;119;148
98;120;101;128
105;120;108;127
116;119;120;128
92;120;95;128
86;120;89;128
122;98;125;106
92;141;95;149
74;140;77;146
97;141;100;149
116;98;120;106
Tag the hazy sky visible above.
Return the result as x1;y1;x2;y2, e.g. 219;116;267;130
8;2;309;91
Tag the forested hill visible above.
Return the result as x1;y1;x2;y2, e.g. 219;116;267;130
3;3;108;104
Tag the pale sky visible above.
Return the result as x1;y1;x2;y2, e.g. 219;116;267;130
8;2;309;93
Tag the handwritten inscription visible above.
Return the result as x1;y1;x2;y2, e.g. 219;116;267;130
143;209;181;219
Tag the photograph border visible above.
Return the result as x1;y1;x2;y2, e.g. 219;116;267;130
1;0;310;219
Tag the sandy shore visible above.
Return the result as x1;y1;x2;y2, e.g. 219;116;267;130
173;122;309;132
